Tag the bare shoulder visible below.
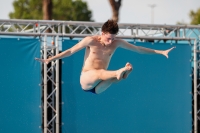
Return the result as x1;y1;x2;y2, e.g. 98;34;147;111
114;38;127;46
77;36;96;47
84;36;94;41
82;36;93;42
82;36;97;44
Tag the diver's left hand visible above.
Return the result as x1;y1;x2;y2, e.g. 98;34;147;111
162;47;175;58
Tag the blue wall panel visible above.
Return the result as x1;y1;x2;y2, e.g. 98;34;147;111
0;37;41;133
62;40;191;133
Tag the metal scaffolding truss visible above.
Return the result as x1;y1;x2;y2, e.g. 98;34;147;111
0;19;200;133
0;19;199;40
39;35;60;133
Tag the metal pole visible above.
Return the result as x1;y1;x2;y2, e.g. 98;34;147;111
56;35;60;133
183;29;186;38
51;36;55;132
136;27;138;37
43;35;47;133
194;39;198;133
62;24;65;34
37;22;40;34
148;4;156;24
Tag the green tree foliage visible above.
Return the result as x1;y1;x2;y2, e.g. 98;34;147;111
9;0;43;19
9;0;93;21
189;8;200;25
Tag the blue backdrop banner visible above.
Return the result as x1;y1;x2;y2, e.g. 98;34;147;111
61;40;191;133
0;37;41;133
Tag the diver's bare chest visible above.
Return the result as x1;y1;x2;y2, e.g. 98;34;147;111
88;44;116;57
93;48;113;56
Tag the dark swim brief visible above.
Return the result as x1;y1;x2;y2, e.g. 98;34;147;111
83;87;96;94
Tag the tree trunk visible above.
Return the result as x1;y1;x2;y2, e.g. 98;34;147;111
43;0;52;20
108;0;122;22
43;0;52;33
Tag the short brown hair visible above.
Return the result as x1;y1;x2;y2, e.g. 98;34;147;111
102;20;119;34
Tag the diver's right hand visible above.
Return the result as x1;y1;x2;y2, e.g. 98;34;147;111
35;58;50;64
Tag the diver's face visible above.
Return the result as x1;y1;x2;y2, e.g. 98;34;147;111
101;32;116;46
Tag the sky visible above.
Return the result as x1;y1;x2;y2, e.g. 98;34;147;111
0;0;200;25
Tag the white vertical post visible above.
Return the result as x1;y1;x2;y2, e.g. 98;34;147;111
183;29;186;38
51;36;55;132
56;35;60;133
194;39;198;133
62;24;65;34
37;22;40;34
136;27;138;37
43;35;47;133
148;4;156;24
